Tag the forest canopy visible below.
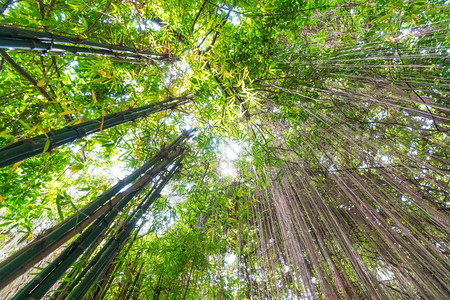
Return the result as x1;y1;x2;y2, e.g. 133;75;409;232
0;0;449;299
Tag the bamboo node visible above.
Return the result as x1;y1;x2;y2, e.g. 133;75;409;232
41;33;55;56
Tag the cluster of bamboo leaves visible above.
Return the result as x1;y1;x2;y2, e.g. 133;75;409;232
0;0;448;299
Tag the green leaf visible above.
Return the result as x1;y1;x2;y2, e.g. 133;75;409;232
43;139;50;153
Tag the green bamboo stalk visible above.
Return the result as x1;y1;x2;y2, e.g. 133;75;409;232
66;161;181;300
0;38;161;60
14;151;183;299
15;183;144;298
90;254;121;300
92;215;146;300
57;178;164;298
0;131;191;289
0;94;191;168
51;221;115;300
0;158;157;291
14;189;143;299
53;212;144;300
0;25;168;59
56;230;130;299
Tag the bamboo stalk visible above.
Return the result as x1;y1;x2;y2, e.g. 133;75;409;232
0;94;191;168
0;131;191;289
66;161;181;299
0;25;168;59
8;134;189;299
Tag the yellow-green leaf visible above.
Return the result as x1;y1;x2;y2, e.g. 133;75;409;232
0;130;13;139
257;0;266;12
9;161;23;174
19;119;31;130
97;69;107;77
35;125;48;137
69;165;83;173
375;13;391;23
385;35;395;43
206;227;214;242
36;79;46;87
43;139;50;153
100;110;106;133
58;110;76;116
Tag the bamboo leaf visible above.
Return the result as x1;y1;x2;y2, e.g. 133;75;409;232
58;110;76;116
26;233;33;243
97;69;107;77
35;125;48;136
100;110;106;133
9;161;23;174
36;79;46;87
18;119;31;130
0;130;13;138
374;13;391;23
385;35;395;43
55;195;64;221
43;139;50;153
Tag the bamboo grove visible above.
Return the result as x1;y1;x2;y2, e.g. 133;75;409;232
0;0;448;299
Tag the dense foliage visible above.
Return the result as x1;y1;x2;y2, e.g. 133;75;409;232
0;0;448;299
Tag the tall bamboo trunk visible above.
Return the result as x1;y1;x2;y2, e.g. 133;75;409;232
67;163;180;299
0;25;170;60
0;94;191;168
8;135;188;299
0;130;192;291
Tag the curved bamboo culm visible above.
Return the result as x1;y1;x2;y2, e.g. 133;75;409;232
0;25;170;60
0;130;193;291
0;94;192;168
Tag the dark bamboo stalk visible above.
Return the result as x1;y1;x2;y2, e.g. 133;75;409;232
9;135;188;299
91;257;120;300
53;185;159;297
66;161;181;299
0;25;169;60
0;94;191;168
125;261;145;299
0;131;191;289
0;38;158;60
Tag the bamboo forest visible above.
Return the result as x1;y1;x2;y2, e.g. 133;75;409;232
0;0;448;299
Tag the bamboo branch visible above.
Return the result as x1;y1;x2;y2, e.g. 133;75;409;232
82;0;113;36
190;0;208;34
0;0;13;14
0;49;53;103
